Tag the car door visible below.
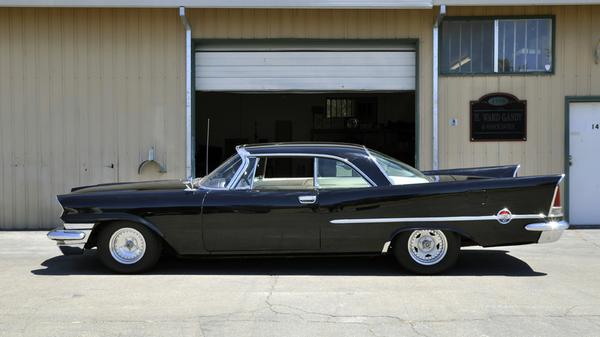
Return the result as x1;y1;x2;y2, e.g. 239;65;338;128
201;156;321;252
312;157;385;253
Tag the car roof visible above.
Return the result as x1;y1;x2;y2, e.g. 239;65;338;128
235;142;392;186
238;142;368;156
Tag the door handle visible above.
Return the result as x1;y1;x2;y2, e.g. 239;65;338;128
298;195;317;204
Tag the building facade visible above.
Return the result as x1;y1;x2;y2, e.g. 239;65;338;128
1;1;599;229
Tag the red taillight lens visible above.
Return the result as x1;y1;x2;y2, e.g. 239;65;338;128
553;186;561;207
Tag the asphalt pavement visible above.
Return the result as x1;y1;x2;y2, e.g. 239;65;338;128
0;230;599;337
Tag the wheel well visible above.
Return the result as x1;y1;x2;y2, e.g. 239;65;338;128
84;220;173;253
389;228;474;250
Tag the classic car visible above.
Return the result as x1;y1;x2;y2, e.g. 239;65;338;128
47;142;568;274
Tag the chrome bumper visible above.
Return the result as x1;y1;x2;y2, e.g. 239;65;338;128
47;223;94;248
525;220;569;244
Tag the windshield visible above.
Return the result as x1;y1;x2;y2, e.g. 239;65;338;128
199;154;243;188
369;150;431;185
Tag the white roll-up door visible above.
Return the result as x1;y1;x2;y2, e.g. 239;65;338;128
195;50;416;92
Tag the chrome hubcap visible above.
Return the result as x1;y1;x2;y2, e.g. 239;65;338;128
407;230;448;266
109;228;146;264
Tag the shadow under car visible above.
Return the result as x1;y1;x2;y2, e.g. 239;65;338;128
32;249;546;277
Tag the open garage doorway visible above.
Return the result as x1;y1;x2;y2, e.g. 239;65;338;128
195;92;416;176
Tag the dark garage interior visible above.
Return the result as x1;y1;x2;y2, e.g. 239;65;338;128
195;92;416;176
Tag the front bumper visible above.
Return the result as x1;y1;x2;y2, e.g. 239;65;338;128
47;223;94;249
525;220;569;244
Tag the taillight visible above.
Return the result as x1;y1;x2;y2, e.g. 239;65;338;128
549;186;562;217
553;186;561;207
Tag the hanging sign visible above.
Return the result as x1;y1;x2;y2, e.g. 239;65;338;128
470;93;527;141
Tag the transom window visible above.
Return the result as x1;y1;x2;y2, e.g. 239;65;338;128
440;17;553;74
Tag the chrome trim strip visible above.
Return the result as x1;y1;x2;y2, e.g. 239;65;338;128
63;223;95;230
313;157;319;188
513;164;521;177
241;143;365;150
382;241;391;253
227;150;250;189
547;173;565;216
525;220;569;232
330;213;545;224
248;158;259;190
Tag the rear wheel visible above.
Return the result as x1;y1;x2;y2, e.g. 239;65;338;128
392;229;460;274
97;222;162;273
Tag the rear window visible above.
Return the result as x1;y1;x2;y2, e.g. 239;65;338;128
369;150;430;185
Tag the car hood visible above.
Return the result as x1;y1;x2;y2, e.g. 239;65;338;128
70;179;187;194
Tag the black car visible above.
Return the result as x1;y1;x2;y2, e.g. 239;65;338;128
48;142;567;274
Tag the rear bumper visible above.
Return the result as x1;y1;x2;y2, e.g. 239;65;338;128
47;223;94;249
525;220;569;244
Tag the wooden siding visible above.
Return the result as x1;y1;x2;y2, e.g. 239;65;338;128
438;6;600;177
0;8;185;229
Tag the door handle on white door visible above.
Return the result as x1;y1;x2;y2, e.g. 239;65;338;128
298;195;317;204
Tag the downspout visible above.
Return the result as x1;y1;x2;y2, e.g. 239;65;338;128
179;7;193;179
432;4;446;171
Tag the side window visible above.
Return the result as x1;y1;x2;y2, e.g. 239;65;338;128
252;157;314;190
316;158;370;189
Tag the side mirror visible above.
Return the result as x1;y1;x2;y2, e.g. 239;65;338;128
183;178;197;191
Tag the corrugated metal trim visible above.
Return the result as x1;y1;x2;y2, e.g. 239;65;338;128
195;50;416;91
434;0;600;5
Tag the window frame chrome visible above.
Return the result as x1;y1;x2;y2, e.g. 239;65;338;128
230;150;377;190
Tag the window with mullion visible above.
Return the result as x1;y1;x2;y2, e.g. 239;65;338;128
441;17;553;75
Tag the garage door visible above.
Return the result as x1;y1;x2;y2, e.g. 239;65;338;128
195;50;416;92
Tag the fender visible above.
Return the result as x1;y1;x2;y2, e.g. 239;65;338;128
61;212;165;238
423;165;520;178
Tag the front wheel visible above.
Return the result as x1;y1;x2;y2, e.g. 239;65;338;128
392;229;460;275
97;222;162;273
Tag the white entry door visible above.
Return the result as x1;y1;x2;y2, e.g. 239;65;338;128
569;101;600;225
